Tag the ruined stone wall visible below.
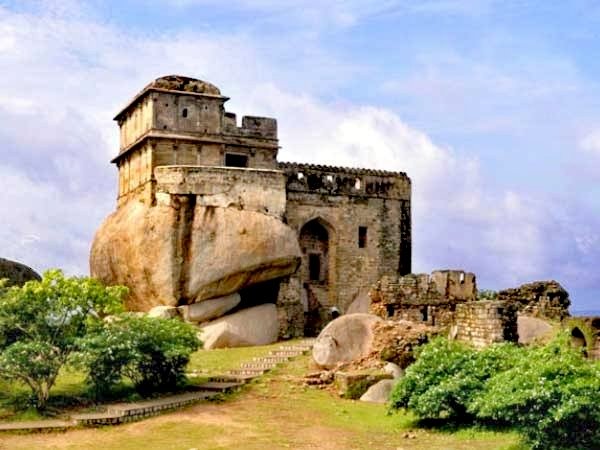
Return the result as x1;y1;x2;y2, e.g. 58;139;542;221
454;301;518;348
280;163;411;328
497;280;570;321
370;270;476;327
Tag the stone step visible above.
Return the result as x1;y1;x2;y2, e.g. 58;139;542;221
195;381;243;392
108;391;217;416
240;362;276;370
278;345;311;352
228;368;265;377
269;350;303;357
253;356;289;363
208;374;256;384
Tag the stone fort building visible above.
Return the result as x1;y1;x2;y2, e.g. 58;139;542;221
91;75;411;337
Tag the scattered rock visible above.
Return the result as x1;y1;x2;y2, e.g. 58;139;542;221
359;379;396;403
383;362;403;379
312;314;382;369
518;315;554;344
334;371;392;399
199;303;279;349
0;258;40;287
178;293;241;323
148;306;179;319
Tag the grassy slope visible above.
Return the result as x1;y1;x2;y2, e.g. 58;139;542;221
0;343;524;450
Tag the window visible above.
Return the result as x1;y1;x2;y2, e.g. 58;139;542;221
182;108;188;118
309;253;321;281
358;226;368;248
225;153;249;168
421;306;428;322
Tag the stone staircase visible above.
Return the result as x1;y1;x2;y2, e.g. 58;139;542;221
0;339;315;432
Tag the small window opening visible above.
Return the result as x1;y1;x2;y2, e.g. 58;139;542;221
297;172;304;180
421;306;428;322
326;174;334;183
182;108;188;118
309;253;321;281
459;272;465;284
358;226;368;248
355;178;361;190
204;105;209;111
225;153;248;168
164;103;169;107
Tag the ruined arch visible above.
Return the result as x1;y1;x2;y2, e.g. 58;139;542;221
571;327;588;357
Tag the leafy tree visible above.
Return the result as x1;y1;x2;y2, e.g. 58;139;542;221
75;314;200;396
477;289;498;301
0;270;126;409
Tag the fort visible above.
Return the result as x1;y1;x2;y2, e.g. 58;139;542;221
90;75;412;339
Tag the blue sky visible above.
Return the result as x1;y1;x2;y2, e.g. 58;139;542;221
1;0;599;311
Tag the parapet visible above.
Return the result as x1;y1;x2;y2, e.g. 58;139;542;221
279;162;410;200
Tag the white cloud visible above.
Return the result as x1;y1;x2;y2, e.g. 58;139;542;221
0;2;598;306
580;130;600;155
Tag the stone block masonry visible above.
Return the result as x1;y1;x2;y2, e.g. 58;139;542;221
454;300;518;348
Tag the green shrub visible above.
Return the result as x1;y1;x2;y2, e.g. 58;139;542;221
477;289;498;301
389;337;521;421
76;314;201;396
472;334;600;450
0;270;126;409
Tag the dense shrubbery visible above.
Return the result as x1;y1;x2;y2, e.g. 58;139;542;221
390;336;600;450
0;270;125;409
0;270;201;409
76;314;200;396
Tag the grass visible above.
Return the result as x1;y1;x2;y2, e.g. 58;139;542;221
0;342;525;449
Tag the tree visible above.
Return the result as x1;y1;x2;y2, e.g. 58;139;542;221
75;314;201;396
0;270;126;409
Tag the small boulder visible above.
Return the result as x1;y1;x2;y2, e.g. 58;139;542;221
200;303;279;349
179;293;241;323
148;306;179;319
518;315;554;344
334;371;392;399
360;379;396;404
312;313;382;369
383;362;403;379
0;258;40;287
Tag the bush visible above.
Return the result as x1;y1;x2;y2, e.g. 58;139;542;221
390;335;600;450
472;334;600;450
76;314;201;396
389;337;521;421
0;270;126;409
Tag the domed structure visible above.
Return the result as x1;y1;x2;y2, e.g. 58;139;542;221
148;75;221;96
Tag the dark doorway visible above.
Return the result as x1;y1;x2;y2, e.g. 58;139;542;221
299;219;330;285
309;253;321;281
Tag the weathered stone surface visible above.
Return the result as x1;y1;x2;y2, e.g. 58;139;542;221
360;379;396;403
312;314;382;369
346;289;370;314
334;371;392;399
148;306;179;319
90;199;300;311
517;315;553;344
178;293;240;323
454;301;518;348
199;303;279;349
498;280;570;321
0;258;40;287
383;362;403;379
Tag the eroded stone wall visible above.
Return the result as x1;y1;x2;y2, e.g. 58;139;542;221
370;270;476;327
453;300;518;348
497;280;570;321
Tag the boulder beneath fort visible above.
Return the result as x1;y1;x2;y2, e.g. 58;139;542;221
0;258;40;287
199;303;279;349
178;293;241;323
312;314;382;369
90;199;301;311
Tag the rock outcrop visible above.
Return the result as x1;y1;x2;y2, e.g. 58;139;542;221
498;280;570;320
90;199;301;311
199;303;279;349
0;258;41;287
178;293;241;323
312;314;382;369
359;379;396;404
517;315;554;344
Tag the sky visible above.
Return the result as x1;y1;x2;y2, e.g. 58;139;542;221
0;0;599;312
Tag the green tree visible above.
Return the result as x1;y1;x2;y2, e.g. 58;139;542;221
76;314;200;396
0;270;126;409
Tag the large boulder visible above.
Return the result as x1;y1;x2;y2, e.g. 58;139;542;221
0;258;40;287
360;379;396;404
90;200;301;311
199;303;279;349
178;293;241;323
312;314;382;369
517;315;554;344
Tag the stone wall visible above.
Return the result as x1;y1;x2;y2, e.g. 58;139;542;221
453;300;518;348
370;270;476;327
279;162;411;333
497;280;570;321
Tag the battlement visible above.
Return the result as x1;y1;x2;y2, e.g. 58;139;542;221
222;113;277;139
279;162;410;200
